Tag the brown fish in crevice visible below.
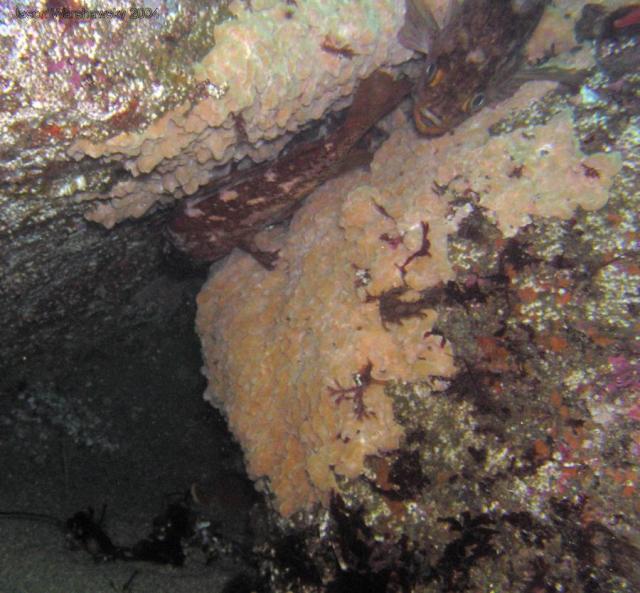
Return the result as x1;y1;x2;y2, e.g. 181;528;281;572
167;70;412;268
398;0;586;136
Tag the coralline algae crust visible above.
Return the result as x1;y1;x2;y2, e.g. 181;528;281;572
196;76;623;516
443;109;621;237
196;168;458;516
75;0;413;227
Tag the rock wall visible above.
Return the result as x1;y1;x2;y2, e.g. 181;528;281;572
0;0;413;374
196;80;622;515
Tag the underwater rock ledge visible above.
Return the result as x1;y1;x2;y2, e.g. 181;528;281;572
0;0;412;373
72;0;414;228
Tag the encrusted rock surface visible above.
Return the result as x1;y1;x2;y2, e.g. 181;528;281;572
0;0;413;372
196;80;623;517
195;3;640;590
196;170;457;516
2;0;639;590
72;0;415;227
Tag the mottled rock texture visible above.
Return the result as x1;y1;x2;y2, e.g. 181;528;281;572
0;0;412;373
195;3;640;591
196;81;623;517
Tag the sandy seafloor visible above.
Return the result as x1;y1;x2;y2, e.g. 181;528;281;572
0;283;261;593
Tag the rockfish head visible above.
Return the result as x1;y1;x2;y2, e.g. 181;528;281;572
398;0;547;136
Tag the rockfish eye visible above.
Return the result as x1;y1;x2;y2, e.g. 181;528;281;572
468;93;485;111
424;61;437;83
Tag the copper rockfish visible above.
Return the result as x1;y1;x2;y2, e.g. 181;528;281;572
399;0;554;135
167;71;411;267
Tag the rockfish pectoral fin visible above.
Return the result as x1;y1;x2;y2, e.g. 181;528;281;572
237;237;280;270
484;64;590;106
513;65;591;93
398;0;440;54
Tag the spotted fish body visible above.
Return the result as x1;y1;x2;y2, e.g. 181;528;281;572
398;0;548;135
167;71;412;266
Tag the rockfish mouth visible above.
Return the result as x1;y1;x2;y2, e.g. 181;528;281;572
398;0;583;136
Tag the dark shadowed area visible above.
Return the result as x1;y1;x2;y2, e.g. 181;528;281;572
0;273;263;593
